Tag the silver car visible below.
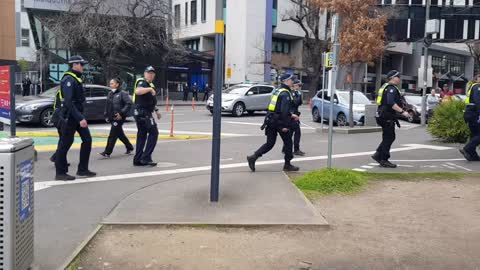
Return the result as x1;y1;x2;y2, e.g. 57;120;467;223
206;84;274;117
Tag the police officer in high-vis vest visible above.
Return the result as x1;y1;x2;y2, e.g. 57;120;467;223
247;74;300;172
372;70;410;168
133;66;161;167
54;55;96;181
460;74;480;161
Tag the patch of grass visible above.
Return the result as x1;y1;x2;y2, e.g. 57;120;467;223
66;256;80;270
293;169;475;197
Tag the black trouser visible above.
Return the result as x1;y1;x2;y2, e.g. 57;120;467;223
134;114;159;163
23;85;30;96
203;92;209;101
183;91;188;101
376;118;396;161
50;126;62;163
464;117;480;158
55;120;92;175
193;92;198;101
282;121;301;153
255;125;293;163
104;120;134;155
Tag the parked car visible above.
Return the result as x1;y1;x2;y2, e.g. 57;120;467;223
206;84;274;117
455;94;467;102
15;84;118;127
311;90;371;126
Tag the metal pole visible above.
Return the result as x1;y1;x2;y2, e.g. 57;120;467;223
264;0;273;83
364;63;368;95
327;14;341;169
210;0;224;202
321;52;326;132
421;0;430;126
10;65;16;137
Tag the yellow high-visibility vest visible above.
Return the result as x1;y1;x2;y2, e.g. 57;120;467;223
466;83;480;104
376;83;401;105
268;88;293;112
54;71;83;109
133;78;155;103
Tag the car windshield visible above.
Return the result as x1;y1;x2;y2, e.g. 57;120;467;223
404;96;422;105
223;85;248;95
337;92;370;104
39;86;60;98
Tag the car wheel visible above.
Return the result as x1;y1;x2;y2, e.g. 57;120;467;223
232;102;245;117
247;110;255;116
40;108;55;127
336;113;347;127
312;107;320;122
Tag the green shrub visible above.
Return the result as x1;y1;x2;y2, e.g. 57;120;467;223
427;100;469;143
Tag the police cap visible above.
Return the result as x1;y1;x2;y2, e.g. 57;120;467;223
68;55;88;65
279;73;294;82
386;70;401;80
145;66;156;73
293;79;303;86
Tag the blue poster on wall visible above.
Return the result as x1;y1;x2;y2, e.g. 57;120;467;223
18;159;33;223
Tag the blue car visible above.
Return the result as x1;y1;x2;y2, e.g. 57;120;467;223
311;90;372;126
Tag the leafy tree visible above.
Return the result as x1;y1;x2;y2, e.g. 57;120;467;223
17;58;30;72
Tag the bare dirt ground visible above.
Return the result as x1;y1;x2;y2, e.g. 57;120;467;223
77;178;480;270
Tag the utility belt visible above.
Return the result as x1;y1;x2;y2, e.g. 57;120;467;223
134;107;155;129
376;107;400;128
261;112;280;130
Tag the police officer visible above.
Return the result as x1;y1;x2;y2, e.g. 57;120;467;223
55;55;96;180
99;77;134;158
291;79;305;156
372;70;410;168
460;74;480;161
247;74;300;172
133;66;162;167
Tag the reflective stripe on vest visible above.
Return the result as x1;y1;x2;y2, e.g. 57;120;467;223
466;83;480;104
54;72;83;109
376;83;400;105
268;88;293;112
133;78;155;103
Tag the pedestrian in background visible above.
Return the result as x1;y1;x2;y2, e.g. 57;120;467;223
203;83;211;101
192;82;199;101
99;77;134;158
54;55;96;180
247;73;300;172
183;83;189;101
372;70;410;168
460;74;480;161
427;88;440;109
22;76;32;96
133;66;161;167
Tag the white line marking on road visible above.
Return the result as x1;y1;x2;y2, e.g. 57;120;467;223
225;121;262;126
446;162;473;172
93;127;249;137
397;165;414;168
442;164;456;169
402;144;453;151
390;158;465;162
368;163;379;166
34;144;452;192
361;165;374;169
353;168;367;172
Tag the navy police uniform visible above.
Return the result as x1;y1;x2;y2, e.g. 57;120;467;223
461;81;480;161
54;67;94;179
247;75;299;172
373;75;403;165
133;76;159;166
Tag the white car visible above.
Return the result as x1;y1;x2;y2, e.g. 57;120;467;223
207;84;274;117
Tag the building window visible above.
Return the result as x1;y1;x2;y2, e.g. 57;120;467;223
191;1;197;24
21;29;30;47
272;38;291;54
186;39;200;51
174;4;181;28
201;0;207;22
185;2;188;25
432;55;465;75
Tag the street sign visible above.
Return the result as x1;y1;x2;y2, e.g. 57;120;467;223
325;52;334;68
0;66;12;125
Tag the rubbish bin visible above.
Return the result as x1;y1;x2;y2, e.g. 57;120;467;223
364;104;378;127
0;137;34;270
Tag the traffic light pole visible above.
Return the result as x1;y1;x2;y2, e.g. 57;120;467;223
210;0;225;202
421;0;430;127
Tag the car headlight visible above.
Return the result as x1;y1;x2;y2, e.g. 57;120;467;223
24;105;39;111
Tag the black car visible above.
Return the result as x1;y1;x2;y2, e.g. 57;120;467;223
16;84;114;127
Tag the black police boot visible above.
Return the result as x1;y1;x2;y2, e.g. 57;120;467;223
293;150;305;156
459;148;478;161
99;152;111;158
247;155;258;172
380;160;397;168
125;149;134;155
76;170;97;177
283;163;300;172
371;152;381;164
145;161;158;167
55;174;76;181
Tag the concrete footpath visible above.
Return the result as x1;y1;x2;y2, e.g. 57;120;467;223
34;169;327;270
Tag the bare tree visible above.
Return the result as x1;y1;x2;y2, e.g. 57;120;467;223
283;0;329;97
45;0;187;84
467;41;480;76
